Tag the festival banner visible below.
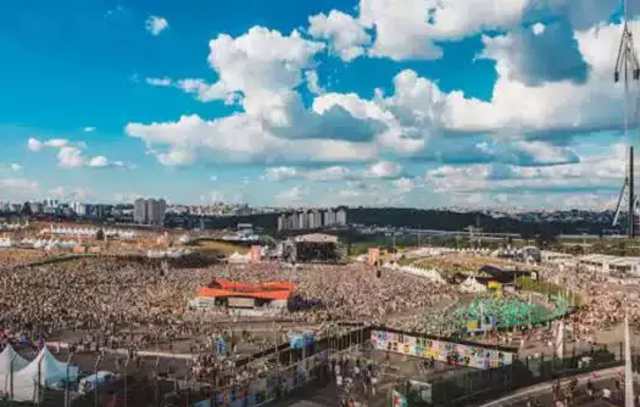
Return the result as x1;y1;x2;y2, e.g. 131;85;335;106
371;330;513;370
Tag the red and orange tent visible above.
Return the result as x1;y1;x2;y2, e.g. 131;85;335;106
197;278;295;301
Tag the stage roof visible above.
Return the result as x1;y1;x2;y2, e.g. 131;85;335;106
198;278;295;301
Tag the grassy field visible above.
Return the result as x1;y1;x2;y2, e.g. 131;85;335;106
516;276;584;307
188;239;250;256
399;253;519;275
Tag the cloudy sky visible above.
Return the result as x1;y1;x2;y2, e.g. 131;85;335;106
0;0;637;209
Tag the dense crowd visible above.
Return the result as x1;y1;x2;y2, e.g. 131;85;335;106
0;249;53;270
538;264;640;343
0;256;214;350
208;262;457;326
4;247;638;351
0;255;457;354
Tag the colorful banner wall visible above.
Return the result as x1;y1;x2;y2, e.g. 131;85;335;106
370;330;513;370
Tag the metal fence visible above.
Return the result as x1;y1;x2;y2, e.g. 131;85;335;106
6;326;627;407
393;343;625;406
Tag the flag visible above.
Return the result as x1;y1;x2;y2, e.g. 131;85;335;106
392;390;408;407
555;320;564;359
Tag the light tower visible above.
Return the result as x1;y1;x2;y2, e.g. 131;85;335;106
614;0;640;238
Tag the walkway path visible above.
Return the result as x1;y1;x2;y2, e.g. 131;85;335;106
479;367;626;406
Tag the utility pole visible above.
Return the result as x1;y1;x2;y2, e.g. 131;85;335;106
9;353;16;401
154;356;161;407
123;356;130;407
36;353;43;406
631;147;635;238
624;309;635;407
64;352;74;407
185;359;192;407
94;354;102;407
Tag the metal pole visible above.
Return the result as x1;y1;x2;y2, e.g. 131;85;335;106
625;310;635;407
630;147;635;238
185;372;191;407
185;360;191;407
155;357;161;407
211;364;218;407
9;353;15;401
274;322;280;391
124;357;130;407
64;352;73;407
94;354;102;407
36;352;43;406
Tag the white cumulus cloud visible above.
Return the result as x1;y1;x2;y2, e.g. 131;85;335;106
0;177;39;200
145;15;169;36
358;0;531;61
27;137;129;169
146;77;172;87
365;161;403;178
308;10;371;61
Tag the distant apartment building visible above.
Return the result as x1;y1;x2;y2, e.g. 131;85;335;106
336;207;347;226
30;202;44;214
134;198;167;226
91;204;109;220
309;210;323;229
71;201;87;217
134;199;145;223
323;209;336;226
277;207;347;232
43;198;59;209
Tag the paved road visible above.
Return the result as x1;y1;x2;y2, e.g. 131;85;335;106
479;367;633;407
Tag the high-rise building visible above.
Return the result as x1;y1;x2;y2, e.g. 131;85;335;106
336;207;347;226
43;199;59;209
134;198;167;226
30;202;44;214
71;201;87;217
323;209;337;226
310;210;322;229
147;199;167;226
134;199;146;224
277;207;348;231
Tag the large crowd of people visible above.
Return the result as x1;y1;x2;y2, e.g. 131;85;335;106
0;249;53;270
207;262;458;326
3;240;640;407
536;263;640;344
0;255;458;354
0;256;217;351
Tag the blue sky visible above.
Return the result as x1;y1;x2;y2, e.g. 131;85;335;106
0;0;636;209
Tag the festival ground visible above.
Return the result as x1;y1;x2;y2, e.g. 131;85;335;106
1;239;640;406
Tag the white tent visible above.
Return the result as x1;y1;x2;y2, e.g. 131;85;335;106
394;265;446;284
0;345;29;394
11;346;78;402
459;276;487;294
228;251;250;264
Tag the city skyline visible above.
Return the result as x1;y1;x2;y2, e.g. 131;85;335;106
0;1;636;210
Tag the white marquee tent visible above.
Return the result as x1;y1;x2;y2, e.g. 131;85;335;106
11;346;78;402
228;251;250;264
458;276;488;294
0;345;29;395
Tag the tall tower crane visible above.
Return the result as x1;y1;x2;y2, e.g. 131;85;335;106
613;0;640;238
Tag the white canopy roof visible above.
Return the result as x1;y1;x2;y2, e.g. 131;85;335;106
0;345;29;394
11;346;78;402
228;251;250;263
459;276;488;294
